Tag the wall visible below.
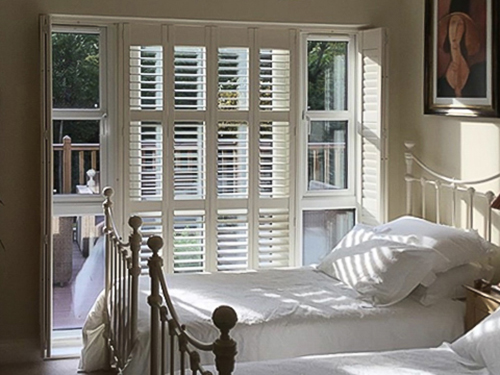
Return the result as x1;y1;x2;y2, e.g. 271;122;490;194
399;1;500;235
0;0;404;362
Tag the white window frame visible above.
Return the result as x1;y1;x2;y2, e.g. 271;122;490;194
296;32;358;266
51;24;118;216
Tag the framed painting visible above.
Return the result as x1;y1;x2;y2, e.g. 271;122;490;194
424;0;499;117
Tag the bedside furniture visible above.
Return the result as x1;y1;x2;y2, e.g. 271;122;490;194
464;284;500;331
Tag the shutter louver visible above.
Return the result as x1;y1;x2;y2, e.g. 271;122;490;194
130;46;163;111
259;121;290;198
359;28;387;225
218;122;248;198
129;121;163;201
174;47;206;110
217;210;249;271
135;212;163;272
259;49;290;111
174;121;206;199
258;209;290;268
218;48;249;110
173;212;206;273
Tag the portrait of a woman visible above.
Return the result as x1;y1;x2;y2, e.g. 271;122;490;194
436;0;487;98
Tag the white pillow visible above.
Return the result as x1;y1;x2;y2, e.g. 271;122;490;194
410;262;494;306
451;305;500;373
322;238;439;306
317;223;423;277
375;216;493;273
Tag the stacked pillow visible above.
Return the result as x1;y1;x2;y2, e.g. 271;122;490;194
317;216;495;306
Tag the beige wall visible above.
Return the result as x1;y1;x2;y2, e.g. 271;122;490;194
0;0;406;361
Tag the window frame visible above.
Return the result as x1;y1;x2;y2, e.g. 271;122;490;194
50;24;118;216
295;32;358;266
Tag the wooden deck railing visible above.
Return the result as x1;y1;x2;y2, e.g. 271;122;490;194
308;142;345;187
53;135;99;194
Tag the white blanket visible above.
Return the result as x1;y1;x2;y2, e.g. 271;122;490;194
221;346;490;375
80;268;465;374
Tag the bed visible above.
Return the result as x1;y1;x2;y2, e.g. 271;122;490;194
204;304;500;375
79;142;500;375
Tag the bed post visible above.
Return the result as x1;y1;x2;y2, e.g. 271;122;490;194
147;235;164;375
128;215;142;347
103;187;113;310
404;142;415;215
212;305;238;375
102;187;114;367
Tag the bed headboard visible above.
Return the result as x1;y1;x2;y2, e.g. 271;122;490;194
404;142;500;243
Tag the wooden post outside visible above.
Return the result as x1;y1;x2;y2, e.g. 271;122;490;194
62;135;72;194
128;215;143;346
147;236;164;375
212;306;238;375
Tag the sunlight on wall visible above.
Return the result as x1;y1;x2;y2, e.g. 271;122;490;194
460;121;500;181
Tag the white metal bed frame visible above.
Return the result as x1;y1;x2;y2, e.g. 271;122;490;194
101;143;500;375
405;141;500;241
102;187;237;375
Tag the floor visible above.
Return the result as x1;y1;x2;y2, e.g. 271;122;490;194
53;241;88;330
0;358;116;375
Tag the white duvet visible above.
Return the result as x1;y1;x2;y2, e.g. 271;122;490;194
80;268;465;375
221;346;490;375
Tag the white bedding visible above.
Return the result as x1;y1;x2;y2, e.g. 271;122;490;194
218;346;490;375
80;268;465;374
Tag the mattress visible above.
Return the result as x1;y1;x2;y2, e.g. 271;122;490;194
80;267;465;374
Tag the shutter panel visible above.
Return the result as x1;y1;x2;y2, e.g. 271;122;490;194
218;48;249;110
173;121;206;199
217;122;249;198
135;212;163;272
130;46;163;111
173;211;206;273
259;49;290;111
217;210;249;271
258;209;290;268
174;46;206;110
358;28;388;225
129;121;163;201
259;121;290;198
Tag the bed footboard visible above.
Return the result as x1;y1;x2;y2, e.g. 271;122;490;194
147;236;238;375
103;187;142;370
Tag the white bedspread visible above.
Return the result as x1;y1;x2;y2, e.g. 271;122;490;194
221;346;490;375
80;268;465;374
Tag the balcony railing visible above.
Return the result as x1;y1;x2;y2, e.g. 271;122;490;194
53;135;99;194
308;142;346;189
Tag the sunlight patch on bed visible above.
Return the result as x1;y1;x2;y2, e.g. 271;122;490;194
341;365;437;375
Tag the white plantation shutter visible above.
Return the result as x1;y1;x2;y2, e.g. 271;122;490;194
130;46;163;111
259;49;290;111
173;211;206;273
217;210;249;271
358;28;388;225
129;121;163;201
218;48;249;110
174;121;205;199
123;24;295;273
217;122;249;198
259;121;290;198
174;47;206;110
136;212;164;273
258;209;290;268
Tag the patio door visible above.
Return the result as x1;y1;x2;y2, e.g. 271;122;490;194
41;16;118;357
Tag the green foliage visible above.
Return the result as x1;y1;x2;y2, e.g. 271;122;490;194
52;32;100;109
307;41;347;110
